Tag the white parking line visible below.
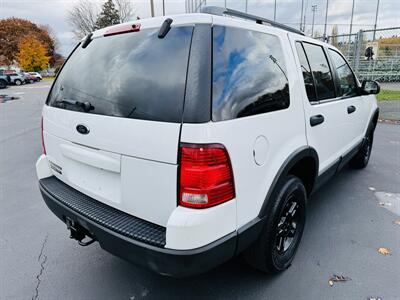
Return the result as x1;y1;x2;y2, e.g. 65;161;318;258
25;85;51;89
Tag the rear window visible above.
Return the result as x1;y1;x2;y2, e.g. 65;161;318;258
212;26;289;121
301;42;335;101
47;26;193;123
295;42;317;102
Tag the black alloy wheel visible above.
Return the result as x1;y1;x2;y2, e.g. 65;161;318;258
350;131;374;168
244;176;307;273
275;196;301;255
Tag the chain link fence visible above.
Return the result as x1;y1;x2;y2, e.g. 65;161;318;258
319;27;400;82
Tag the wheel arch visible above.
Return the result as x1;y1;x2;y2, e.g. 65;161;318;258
258;146;319;218
370;107;379;132
236;147;318;256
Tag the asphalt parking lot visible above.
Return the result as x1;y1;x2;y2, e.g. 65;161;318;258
1;81;399;300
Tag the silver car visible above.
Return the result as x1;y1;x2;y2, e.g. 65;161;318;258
8;73;25;85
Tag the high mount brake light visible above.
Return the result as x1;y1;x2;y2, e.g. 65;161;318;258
104;23;141;37
179;143;235;209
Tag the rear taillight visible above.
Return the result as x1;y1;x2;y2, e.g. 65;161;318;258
41;117;46;154
179;143;235;208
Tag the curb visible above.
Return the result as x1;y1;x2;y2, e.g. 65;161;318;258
378;118;400;125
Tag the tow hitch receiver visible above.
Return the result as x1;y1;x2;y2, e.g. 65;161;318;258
65;217;96;247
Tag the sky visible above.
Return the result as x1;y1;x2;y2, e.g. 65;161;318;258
1;0;399;56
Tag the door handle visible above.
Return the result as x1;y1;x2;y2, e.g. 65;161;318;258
347;105;356;114
310;114;325;127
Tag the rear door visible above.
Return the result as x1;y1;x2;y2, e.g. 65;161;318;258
43;24;193;226
293;40;355;173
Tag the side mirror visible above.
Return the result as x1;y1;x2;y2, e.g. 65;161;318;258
361;80;380;95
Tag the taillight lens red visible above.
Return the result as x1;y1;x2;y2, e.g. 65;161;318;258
41;117;46;154
179;143;235;208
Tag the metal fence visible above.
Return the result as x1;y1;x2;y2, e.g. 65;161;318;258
184;1;399;82
318;27;400;82
185;0;207;13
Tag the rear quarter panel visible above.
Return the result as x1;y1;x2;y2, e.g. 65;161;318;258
181;26;307;228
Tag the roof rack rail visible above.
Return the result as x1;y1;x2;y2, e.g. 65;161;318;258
201;6;305;36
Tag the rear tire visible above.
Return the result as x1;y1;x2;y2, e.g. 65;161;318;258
350;130;373;169
0;80;6;89
15;79;22;85
244;176;306;274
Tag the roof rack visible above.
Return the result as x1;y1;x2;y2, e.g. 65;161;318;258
201;6;305;36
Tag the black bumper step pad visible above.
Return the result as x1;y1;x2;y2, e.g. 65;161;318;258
39;176;166;247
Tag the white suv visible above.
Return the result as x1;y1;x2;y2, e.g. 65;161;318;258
36;7;380;277
29;72;43;81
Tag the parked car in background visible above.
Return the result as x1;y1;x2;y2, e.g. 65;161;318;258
40;70;56;77
29;72;42;81
8;73;25;85
1;69;18;75
0;75;8;89
23;72;36;84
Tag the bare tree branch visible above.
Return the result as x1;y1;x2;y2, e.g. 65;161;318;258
67;0;136;40
39;25;59;52
114;0;136;22
67;1;98;40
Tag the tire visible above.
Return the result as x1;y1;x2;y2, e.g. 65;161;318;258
350;130;373;169
0;80;6;89
244;175;307;274
15;79;22;85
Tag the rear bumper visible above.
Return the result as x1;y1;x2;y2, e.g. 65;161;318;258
39;176;238;277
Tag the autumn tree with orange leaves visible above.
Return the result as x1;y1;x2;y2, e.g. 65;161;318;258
0;18;58;66
17;37;49;71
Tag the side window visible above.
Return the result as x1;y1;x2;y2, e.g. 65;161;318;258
302;43;336;100
328;49;358;97
295;42;317;102
212;26;289;121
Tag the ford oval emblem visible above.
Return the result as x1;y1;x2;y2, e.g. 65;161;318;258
76;124;90;135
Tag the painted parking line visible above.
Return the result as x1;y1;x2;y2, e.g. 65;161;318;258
24;85;51;89
8;85;51;91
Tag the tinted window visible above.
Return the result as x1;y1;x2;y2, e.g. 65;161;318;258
295;42;317;102
183;25;212;123
328;49;358;97
47;27;193;123
212;26;289;121
302;43;335;100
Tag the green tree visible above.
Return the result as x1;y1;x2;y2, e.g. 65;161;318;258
95;0;120;30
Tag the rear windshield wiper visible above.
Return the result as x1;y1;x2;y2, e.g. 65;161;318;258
57;98;94;112
82;33;93;49
158;18;173;38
